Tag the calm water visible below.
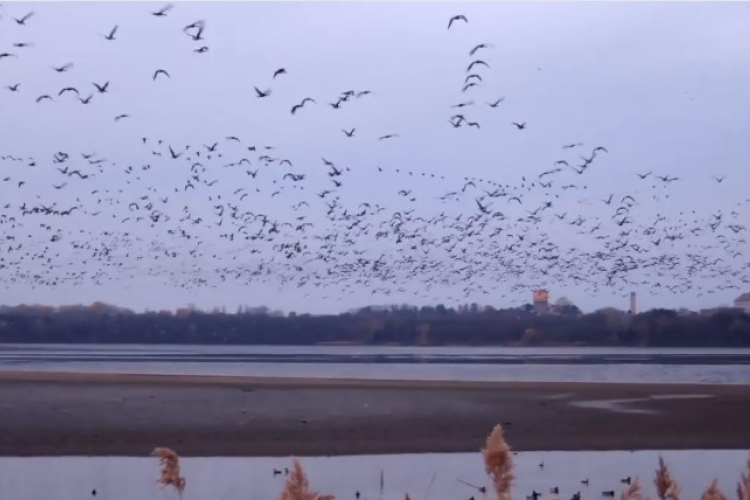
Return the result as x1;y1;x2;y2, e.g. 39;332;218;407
2;344;750;384
0;450;747;500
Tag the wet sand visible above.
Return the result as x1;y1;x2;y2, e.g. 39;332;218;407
0;371;748;456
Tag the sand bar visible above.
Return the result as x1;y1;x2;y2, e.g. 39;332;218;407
0;370;748;456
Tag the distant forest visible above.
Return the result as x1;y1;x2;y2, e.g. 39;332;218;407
0;302;749;347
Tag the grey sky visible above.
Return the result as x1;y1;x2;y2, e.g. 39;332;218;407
0;1;749;314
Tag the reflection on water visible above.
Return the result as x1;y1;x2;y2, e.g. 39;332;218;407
1;344;750;384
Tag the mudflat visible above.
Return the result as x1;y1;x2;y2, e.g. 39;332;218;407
0;371;748;456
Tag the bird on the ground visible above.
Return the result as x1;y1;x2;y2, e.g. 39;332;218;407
447;14;468;29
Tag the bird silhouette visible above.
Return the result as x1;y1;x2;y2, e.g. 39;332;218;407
153;69;170;80
254;87;271;98
151;4;173;17
13;11;34;25
103;25;118;41
447;14;468;29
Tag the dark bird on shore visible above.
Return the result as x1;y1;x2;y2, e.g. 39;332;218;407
53;63;74;73
621;477;631;485
551;488;559;494
273;68;286;79
114;114;130;121
93;81;109;93
36;94;53;103
512;122;526;130
487;97;505;108
342;128;356;137
254;86;271;98
6;84;20;92
153;69;170;80
58;87;79;97
103;25;118;41
13;11;34;25
447;14;468;29
379;134;398;140
467;60;490;72
712;175;726;183
602;492;615;497
152;4;173;17
581;480;589;486
469;43;493;56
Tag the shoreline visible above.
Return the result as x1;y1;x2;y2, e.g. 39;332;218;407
0;370;749;456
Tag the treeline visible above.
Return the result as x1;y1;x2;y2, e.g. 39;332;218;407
0;303;749;347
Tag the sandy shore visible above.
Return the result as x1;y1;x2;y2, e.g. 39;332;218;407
0;371;748;456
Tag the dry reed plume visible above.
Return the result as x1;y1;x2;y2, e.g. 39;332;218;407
701;480;729;500
655;456;681;500
482;424;515;500
621;478;645;500
737;455;750;500
152;447;186;496
279;458;334;500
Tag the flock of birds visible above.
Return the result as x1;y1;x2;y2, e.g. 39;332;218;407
1;4;749;309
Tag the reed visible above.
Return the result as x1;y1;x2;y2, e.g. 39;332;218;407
152;447;186;496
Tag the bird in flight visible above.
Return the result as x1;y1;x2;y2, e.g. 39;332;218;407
273;68;287;79
0;53;18;60
712;175;726;183
447;14;468;29
469;43;493;56
58;87;79;97
467;60;490;72
53;63;74;73
114;114;130;121
36;95;53;103
379;134;398;140
342;128;356;137
152;4;173;17
13;11;34;26
291;97;316;114
637;171;652;179
512;122;527;130
194;46;209;54
487;97;505;108
153;69;170;80
103;25;118;41
6;84;20;92
92;81;109;93
254;87;271;98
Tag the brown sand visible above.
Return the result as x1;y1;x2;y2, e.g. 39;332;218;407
0;371;748;456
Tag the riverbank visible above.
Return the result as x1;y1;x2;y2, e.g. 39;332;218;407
0;371;748;456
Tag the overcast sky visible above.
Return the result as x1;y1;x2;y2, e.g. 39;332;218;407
1;1;749;314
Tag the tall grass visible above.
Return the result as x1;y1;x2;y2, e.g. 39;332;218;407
151;424;750;500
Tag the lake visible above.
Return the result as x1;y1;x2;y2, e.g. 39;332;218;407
2;344;750;384
0;450;747;500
